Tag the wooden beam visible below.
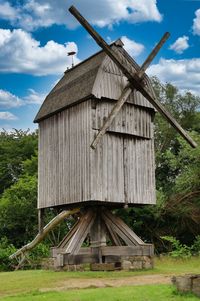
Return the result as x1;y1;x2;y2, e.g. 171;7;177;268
101;245;153;256
64;209;96;255
90;32;170;149
38;208;44;233
138;32;170;78
104;217;122;246
9;208;80;260
102;210;144;246
69;6;197;148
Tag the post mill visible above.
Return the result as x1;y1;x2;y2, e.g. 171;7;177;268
10;6;197;270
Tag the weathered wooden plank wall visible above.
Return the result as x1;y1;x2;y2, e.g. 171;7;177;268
38;101;92;209
92;100;154;139
38;99;155;209
92;55;154;110
90;132;125;204
123;137;156;204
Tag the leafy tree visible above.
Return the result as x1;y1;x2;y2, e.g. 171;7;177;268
0;174;38;247
0;129;38;195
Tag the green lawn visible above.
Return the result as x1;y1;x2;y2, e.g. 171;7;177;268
0;257;199;300
1;285;200;301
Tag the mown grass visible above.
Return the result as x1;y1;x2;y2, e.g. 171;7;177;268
1;285;200;301
0;257;199;300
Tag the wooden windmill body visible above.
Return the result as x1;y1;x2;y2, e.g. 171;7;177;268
32;7;197;270
35;40;156;210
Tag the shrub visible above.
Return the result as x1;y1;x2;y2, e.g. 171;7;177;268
0;237;16;271
191;235;200;256
162;236;192;259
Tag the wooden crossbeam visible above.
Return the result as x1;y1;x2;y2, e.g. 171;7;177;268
69;6;197;148
91;32;170;149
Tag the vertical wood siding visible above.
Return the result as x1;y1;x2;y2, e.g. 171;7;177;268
92;55;154;110
92;100;154;139
90;132;125;203
123;137;156;204
38;99;156;209
38;101;92;209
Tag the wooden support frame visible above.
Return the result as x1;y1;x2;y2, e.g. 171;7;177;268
69;5;197;148
52;207;153;268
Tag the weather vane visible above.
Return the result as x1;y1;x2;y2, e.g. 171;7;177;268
67;51;76;67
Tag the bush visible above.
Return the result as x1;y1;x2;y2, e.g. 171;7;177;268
191;235;200;255
29;243;50;262
0;237;16;271
162;236;192;259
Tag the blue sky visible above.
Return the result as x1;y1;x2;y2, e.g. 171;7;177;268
0;0;200;131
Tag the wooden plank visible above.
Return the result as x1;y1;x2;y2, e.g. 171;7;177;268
138;32;170;78
90;263;116;271
57;220;80;248
102;213;135;246
38;208;44;233
102;210;144;245
89;211;107;247
101;245;153;256
69;5;197;148
64;209;96;255
104;217;122;246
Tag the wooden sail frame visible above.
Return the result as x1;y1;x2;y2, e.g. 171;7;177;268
69;5;197;149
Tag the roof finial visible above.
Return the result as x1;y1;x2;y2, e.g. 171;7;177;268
67;51;76;68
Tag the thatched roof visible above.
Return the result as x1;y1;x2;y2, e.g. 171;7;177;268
34;40;154;123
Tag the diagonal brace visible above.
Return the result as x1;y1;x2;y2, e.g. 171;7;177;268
69;6;197;148
91;32;170;149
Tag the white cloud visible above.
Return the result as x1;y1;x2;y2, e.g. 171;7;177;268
0;1;17;21
121;36;144;57
24;89;46;105
169;36;189;54
148;58;200;95
0;28;80;76
0;0;162;31
0;89;23;109
0;111;18;120
192;8;200;35
0;88;47;109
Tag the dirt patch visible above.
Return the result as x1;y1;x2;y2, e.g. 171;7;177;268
40;274;171;292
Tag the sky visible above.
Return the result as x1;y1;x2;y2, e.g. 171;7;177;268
0;0;200;131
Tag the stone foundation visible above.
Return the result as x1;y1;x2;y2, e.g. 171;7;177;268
121;256;153;271
49;255;153;271
172;274;200;297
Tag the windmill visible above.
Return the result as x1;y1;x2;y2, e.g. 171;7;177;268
10;6;197;271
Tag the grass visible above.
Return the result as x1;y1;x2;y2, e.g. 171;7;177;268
1;285;200;301
0;257;199;300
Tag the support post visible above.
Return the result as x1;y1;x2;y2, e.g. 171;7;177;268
38;208;44;233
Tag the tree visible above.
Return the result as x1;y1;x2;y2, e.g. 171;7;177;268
0;129;38;195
